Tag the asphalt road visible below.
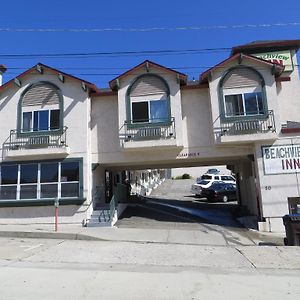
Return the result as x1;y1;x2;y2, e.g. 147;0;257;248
0;237;299;300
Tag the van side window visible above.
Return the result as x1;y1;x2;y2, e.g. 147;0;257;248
215;176;220;180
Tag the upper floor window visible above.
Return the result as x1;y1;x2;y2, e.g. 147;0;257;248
19;82;63;132
127;74;170;125
219;67;266;118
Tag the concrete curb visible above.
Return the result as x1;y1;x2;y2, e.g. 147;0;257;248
0;231;107;241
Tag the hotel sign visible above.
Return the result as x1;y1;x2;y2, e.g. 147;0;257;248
253;50;293;71
262;145;300;174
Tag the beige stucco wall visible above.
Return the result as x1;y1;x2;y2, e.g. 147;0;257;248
255;138;300;232
277;50;300;126
207;57;281;142
0;70;93;223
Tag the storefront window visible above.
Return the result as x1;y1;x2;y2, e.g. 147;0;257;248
0;160;81;200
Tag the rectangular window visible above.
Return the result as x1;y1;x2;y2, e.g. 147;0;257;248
132;100;168;123
132;102;149;123
22;109;60;132
224;92;264;117
0;160;80;200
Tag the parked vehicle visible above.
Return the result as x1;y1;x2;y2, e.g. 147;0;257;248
191;173;236;197
191;179;227;197
202;182;237;202
206;168;220;174
197;174;236;184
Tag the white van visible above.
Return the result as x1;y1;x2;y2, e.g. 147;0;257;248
191;174;236;197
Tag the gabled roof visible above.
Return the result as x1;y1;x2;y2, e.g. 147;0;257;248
109;60;187;90
231;39;300;55
0;63;99;94
200;53;285;83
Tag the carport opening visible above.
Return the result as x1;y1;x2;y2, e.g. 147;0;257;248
113;165;250;228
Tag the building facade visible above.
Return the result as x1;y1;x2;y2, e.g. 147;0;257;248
0;40;300;232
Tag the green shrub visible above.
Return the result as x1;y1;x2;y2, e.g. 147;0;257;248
182;173;191;179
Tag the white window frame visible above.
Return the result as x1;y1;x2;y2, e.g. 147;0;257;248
223;87;263;117
21;106;60;132
0;162;80;200
130;94;168;124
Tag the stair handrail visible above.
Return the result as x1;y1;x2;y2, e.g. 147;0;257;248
109;195;118;221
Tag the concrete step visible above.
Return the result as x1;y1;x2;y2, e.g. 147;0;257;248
87;209;112;227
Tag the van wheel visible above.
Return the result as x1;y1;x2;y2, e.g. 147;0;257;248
222;195;228;203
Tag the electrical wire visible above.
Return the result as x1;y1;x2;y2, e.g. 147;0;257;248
0;22;299;32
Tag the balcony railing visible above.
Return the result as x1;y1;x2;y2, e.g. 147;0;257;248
220;111;275;136
3;126;68;152
122;117;176;142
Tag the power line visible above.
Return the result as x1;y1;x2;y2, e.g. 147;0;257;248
0;48;230;59
0;22;299;32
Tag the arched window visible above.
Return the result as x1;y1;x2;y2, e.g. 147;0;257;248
127;74;170;125
19;82;63;132
219;67;267;118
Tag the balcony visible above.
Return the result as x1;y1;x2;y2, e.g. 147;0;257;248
120;117;178;150
2;126;70;160
215;110;277;144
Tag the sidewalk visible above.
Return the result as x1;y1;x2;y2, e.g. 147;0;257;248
0;222;286;247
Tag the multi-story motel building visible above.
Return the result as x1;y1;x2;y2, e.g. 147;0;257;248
0;40;300;232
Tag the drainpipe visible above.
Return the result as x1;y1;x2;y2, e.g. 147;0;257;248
0;64;7;86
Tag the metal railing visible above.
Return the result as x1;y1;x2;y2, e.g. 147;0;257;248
122;117;176;142
220;111;275;136
109;195;118;221
3;126;68;151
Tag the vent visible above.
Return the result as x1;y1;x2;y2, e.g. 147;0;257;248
223;68;261;89
130;76;168;97
22;84;60;107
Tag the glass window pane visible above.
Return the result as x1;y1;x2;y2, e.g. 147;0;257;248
20;164;38;184
50;110;60;130
225;94;244;116
39;110;49;131
61;183;79;197
244;93;259;115
1;165;18;184
41;184;58;198
256;92;264;114
33;111;39;131
22;112;32;132
150;100;168;123
132;102;149;123
20;185;37;199
41;163;58;183
61;162;79;182
0;186;17;199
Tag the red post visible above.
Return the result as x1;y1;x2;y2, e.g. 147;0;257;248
54;198;59;232
55;206;58;232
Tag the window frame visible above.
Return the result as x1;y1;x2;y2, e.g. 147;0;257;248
218;66;269;122
0;158;84;206
223;87;265;117
126;74;172;128
22;108;60;132
17;81;64;136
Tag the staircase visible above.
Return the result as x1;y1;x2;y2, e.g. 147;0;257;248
86;205;116;227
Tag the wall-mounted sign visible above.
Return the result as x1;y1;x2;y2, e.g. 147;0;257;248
262;145;300;175
253;50;293;72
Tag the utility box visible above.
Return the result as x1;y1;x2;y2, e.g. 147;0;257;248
282;214;300;246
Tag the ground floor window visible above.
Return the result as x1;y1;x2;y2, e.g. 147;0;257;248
0;160;80;200
288;197;300;214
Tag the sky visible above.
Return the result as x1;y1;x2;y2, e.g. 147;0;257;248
0;0;299;88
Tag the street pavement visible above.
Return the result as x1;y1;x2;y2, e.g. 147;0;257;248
0;179;299;299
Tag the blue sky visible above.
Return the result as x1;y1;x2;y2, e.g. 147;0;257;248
0;0;299;87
